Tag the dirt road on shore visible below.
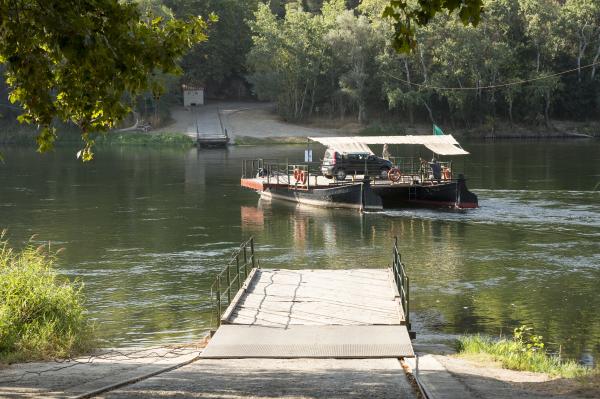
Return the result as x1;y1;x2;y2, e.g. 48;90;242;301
157;102;356;141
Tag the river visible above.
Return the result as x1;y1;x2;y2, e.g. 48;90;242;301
0;140;598;365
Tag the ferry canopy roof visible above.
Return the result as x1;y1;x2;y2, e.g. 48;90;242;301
308;135;469;156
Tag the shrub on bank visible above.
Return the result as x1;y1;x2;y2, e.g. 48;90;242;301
456;326;592;378
0;233;93;363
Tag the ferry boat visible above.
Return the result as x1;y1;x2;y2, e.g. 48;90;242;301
240;135;478;211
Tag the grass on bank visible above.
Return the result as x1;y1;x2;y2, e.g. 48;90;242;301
94;132;194;147
456;327;594;378
0;127;195;148
234;135;309;145
0;232;94;364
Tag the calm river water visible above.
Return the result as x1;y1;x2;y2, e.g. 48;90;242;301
0;140;599;364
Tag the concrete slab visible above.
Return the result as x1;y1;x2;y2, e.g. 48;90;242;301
0;346;200;399
100;358;417;399
406;353;565;399
201;325;415;358
412;354;475;399
226;269;404;327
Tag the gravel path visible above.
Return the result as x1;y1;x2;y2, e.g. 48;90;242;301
100;358;416;399
157;102;348;140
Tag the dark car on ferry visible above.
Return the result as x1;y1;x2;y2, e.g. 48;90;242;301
321;149;393;180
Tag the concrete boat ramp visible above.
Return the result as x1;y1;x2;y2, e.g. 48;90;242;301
1;239;420;398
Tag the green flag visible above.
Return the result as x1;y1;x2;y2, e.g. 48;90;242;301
433;124;445;135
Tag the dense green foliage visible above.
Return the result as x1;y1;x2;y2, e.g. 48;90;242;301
247;0;600;131
2;0;599;151
383;0;484;52
166;0;259;98
457;326;593;377
0;234;93;363
0;0;212;159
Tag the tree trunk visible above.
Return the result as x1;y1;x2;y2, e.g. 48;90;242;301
544;91;551;128
308;79;317;118
403;58;414;125
419;47;428;83
592;36;600;80
508;97;514;128
422;100;435;124
358;100;367;124
577;27;589;83
298;80;309;119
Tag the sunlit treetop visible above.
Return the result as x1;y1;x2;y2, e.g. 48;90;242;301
383;0;484;52
0;0;215;160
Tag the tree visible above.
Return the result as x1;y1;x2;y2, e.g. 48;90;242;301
327;12;380;123
248;3;332;121
519;0;560;74
383;0;484;52
0;0;212;160
560;0;600;82
168;0;258;97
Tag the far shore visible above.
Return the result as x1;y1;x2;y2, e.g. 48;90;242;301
1;101;598;148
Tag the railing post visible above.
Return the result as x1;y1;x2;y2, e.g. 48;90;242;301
243;246;248;276
216;277;221;327
236;255;241;290
406;276;410;329
250;238;256;268
226;264;231;303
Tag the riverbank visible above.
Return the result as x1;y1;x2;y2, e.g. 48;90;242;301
1;103;597;149
0;130;194;149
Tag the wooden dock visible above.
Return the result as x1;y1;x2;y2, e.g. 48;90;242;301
195;106;230;148
196;132;229;148
202;238;415;361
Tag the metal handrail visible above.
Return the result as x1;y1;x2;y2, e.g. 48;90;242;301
211;237;258;327
392;237;410;330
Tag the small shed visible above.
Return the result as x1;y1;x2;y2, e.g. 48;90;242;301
182;85;204;106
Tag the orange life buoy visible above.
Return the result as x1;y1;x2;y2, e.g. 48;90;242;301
299;170;308;184
388;168;402;183
293;169;300;181
442;168;452;180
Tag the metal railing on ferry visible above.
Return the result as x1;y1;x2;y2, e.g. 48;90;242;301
391;237;411;333
242;158;323;188
210;237;258;328
243;157;456;187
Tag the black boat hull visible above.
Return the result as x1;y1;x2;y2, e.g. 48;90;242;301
372;177;478;208
241;177;478;210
